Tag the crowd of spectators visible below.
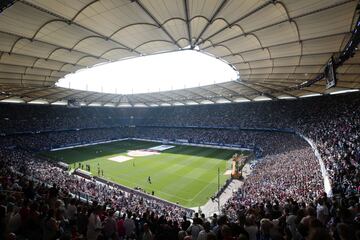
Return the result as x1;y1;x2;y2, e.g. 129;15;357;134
1;127;303;156
0;92;359;239
133;127;305;156
1;144;359;239
0;105;133;134
295;95;360;195
11;128;131;151
0;147;194;240
2;93;357;192
224;147;324;219
0;93;357;133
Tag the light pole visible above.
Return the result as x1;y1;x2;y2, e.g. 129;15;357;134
218;167;220;213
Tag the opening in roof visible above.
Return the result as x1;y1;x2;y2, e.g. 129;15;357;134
56;50;238;95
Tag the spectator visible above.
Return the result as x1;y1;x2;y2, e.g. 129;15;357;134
86;206;102;240
103;209;118;239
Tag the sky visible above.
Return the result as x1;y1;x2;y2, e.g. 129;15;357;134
56;50;238;94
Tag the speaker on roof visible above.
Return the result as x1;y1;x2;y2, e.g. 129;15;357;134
325;56;336;89
67;99;81;108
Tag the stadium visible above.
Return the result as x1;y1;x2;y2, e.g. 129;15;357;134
0;0;359;240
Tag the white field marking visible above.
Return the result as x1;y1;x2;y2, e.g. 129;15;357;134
188;178;217;202
127;150;160;157
148;145;175;151
108;155;133;163
224;170;232;175
125;145;173;157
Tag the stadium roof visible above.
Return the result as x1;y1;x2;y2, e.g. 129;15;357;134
0;0;359;106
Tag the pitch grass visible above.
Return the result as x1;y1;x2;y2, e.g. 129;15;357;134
39;140;244;207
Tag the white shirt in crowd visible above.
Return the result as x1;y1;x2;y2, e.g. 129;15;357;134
87;212;102;240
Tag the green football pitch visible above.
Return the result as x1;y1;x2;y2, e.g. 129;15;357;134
40;140;245;207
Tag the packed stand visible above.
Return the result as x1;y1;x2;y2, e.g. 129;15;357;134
296;95;360;195
0;147;194;240
2;93;357;193
1;150;359;240
224;146;324;219
0;92;359;239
